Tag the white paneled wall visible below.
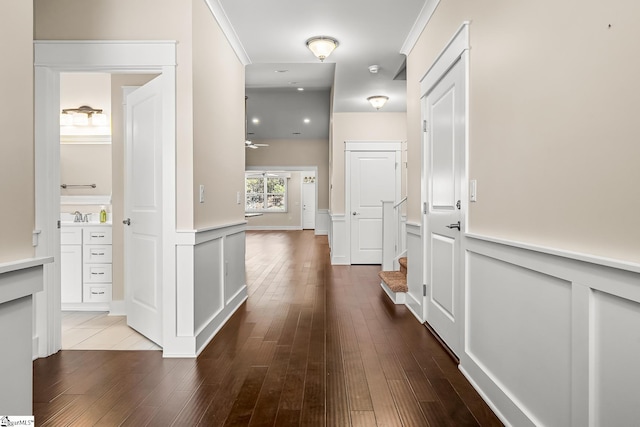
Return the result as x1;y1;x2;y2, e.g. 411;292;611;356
329;214;348;265
461;235;640;426
405;222;424;322
172;222;247;357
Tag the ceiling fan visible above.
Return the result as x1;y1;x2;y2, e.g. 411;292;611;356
245;140;269;149
245;96;269;149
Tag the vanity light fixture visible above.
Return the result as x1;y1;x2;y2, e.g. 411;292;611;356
61;105;107;126
367;95;389;110
306;36;339;62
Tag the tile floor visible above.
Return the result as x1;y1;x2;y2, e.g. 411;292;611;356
61;311;161;351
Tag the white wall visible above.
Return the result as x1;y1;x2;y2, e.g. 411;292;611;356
246;138;329;209
0;0;34;263
406;0;640;263
330;112;406;213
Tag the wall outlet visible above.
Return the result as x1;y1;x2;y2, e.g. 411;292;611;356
199;185;205;203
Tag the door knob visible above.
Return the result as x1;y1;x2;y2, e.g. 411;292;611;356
123;218;131;226
352;212;360;216
446;221;460;230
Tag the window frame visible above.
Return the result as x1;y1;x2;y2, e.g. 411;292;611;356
245;172;288;213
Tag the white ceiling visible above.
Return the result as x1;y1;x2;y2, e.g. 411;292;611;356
217;0;427;140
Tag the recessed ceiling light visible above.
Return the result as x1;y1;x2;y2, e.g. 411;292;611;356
297;88;305;91
252;118;260;124
304;118;311;124
275;70;289;73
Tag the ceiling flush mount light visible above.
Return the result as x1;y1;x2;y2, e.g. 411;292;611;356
306;36;339;62
367;95;389;110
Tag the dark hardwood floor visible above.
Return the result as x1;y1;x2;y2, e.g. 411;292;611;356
33;230;502;426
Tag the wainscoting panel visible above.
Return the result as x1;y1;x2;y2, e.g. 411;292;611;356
405;222;424;322
330;214;348;265
172;222;247;357
193;237;223;334
224;230;246;304
593;290;640;425
466;252;572;427
461;235;640;427
316;209;330;236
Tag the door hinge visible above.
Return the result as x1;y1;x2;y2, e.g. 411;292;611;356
423;202;428;214
423;284;428;297
57;220;61;229
423;120;428;133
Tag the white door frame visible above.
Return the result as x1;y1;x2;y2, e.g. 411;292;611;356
301;171;317;230
345;141;402;265
34;41;177;358
420;23;470;338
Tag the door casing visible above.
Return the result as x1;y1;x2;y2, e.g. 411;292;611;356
34;41;177;358
345;141;402;265
420;23;470;354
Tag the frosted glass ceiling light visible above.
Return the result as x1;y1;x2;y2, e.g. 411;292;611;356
367;95;389;110
306;36;339;62
72;112;89;126
91;112;108;126
60;113;74;126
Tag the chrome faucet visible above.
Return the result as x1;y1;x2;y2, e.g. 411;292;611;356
73;211;83;223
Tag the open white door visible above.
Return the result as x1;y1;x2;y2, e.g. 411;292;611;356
423;57;466;357
302;174;316;229
349;150;397;264
124;76;163;346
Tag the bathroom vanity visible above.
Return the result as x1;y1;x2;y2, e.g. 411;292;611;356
61;222;112;311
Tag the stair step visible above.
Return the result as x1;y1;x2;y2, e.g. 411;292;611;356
378;270;408;293
399;257;407;275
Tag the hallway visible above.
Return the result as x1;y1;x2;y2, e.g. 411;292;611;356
33;230;501;426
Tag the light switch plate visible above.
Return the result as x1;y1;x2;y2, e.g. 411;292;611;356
236;191;241;204
199;185;205;203
470;180;477;202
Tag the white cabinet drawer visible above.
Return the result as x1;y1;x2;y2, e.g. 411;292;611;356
83;263;112;283
84;227;112;244
83;284;112;303
83;245;112;263
61;227;82;245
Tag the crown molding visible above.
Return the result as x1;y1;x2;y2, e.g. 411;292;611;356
203;0;252;66
400;0;441;56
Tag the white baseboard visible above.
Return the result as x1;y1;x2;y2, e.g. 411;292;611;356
246;225;302;231
61;302;110;312
195;286;248;356
109;300;126;316
380;281;406;304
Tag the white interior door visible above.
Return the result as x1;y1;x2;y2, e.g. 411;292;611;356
124;76;163;346
424;57;466;357
349;151;397;264
302;174;316;229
